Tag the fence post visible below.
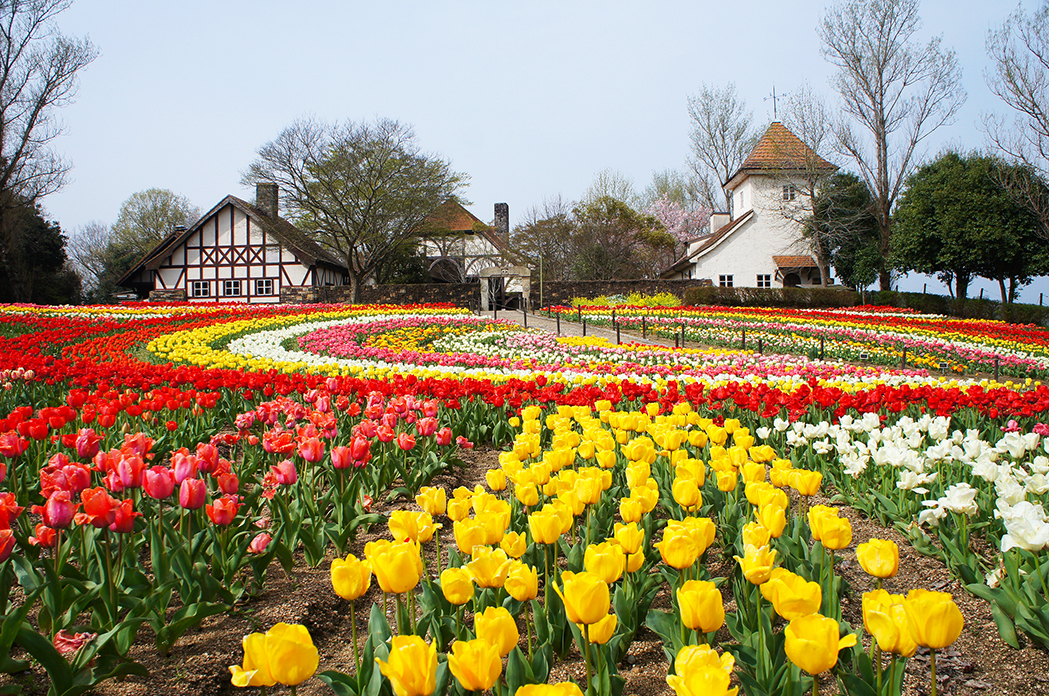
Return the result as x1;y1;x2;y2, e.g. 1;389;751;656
680;323;685;346
820;336;825;361
642;316;647;339
901;347;907;368
577;308;582;323
742;328;746;350
675;331;680;348
612;309;616;325
523;308;528;329
758;337;763;354
494;305;498;321
556;313;561;335
994;356;1000;382
582;318;587;336
616;322;621;344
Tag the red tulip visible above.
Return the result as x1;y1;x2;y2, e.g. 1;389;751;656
376;425;395;443
109;498;141;534
422;400;439;418
77;487;118;528
179;478;206;510
0;529;13;561
0;431;27;458
436;427;453;446
63;464;91;494
74;429;101;460
297;437;324;463
349;436;372;465
0;493;24;529
143;466;175;500
397;433;416;451
416;417;438;437
196;442;219;473
272;459;298;485
172;452;198;484
330;445;353;470
356;419;378;438
456;436;474;450
121;432;154;457
217;471;240;495
116;454;145;489
53;630;97;656
33;491;75;529
29;523;56;548
262;429;295;455
206;495;240;526
381;412;399;430
248;532;272;554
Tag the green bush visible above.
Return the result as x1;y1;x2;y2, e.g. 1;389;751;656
681;286;859;308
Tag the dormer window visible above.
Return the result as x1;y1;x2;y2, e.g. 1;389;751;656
782;185;797;201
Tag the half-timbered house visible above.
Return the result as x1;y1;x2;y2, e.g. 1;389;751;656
118;184;348;303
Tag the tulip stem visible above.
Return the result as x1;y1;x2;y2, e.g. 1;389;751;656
526;601;533;660
435;529;442;575
812;673;818;696
930;648;937;696
582;625;592;694
875;646;882;695
396;594;405;635
351;599;360;674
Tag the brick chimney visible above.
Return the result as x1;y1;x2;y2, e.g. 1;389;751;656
494;203;509;244
256;183;279;217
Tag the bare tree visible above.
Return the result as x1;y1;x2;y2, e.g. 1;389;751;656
580;168;641;209
985;4;1049;238
65;219;108;292
0;0;97;300
510;196;577;282
686;83;760;212
243;118;468;301
111;188;199;251
819;0;965;291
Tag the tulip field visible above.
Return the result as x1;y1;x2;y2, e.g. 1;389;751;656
2;302;1049;695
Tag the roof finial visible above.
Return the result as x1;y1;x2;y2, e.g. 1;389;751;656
764;85;788;121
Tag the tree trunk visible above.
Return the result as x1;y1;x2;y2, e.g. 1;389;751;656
998;278;1008;305
955;276;968;301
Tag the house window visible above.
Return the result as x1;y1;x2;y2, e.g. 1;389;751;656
757;274;771;288
223;280;242;297
719;275;734;287
191;281;210;297
255;278;274;295
782;185;797;201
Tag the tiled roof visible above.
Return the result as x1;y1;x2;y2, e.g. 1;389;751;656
659;210;755;277
726;122;836;187
424;200;486;232
772;255;819;269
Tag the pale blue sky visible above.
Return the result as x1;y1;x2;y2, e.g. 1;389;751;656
43;0;1046;302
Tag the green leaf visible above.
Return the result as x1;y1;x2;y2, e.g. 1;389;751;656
15;626;73;694
319;670;361;696
989;600;1021;649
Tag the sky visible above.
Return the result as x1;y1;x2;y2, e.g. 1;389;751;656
41;0;1048;303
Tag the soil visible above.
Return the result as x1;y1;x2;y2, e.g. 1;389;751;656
2;449;1048;696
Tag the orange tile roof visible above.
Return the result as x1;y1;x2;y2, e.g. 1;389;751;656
726;122;836;187
772;255;819;268
424;200;486;232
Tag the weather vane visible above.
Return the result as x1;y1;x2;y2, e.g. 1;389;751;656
765;85;788;120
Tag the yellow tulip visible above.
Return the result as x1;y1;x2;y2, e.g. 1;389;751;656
505;561;539;601
760;568;821;620
902;589;964;649
789;469;822;497
856;539;899;579
365;540;423;594
807;505;838;540
784;613;857;676
516;683;585;696
475;606;519;657
862;590;917;657
476;510;508;546
466;547;512;588
555;571;610;625
740;461;766;484
584;612;618;644
716;469;738;492
500;531;527;558
672;477;702;511
440;567;475;606
677;580;725;633
749;444;776;462
669;517;716;557
633;483;660;513
733;544;777;585
447;497;473;522
485;468;507;491
330;554;371;601
515;481;540;507
389;511;440;543
596;450;617;468
814;514;852;551
619;497;643;523
415;486;446;516
529;507;563;545
656;528;700;569
674;643;735;676
612;522;644;555
756;503;787;539
666;665;738;696
448;638;501;692
742;521;772;548
627;550;644;573
584;542;626;584
453;518;487;556
230;622;319;687
375;635;438;696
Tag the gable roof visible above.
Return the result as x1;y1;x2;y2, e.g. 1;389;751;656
660;210;755;276
772;255;819;269
725;122;837;189
421;199;510;253
116;195;346;288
